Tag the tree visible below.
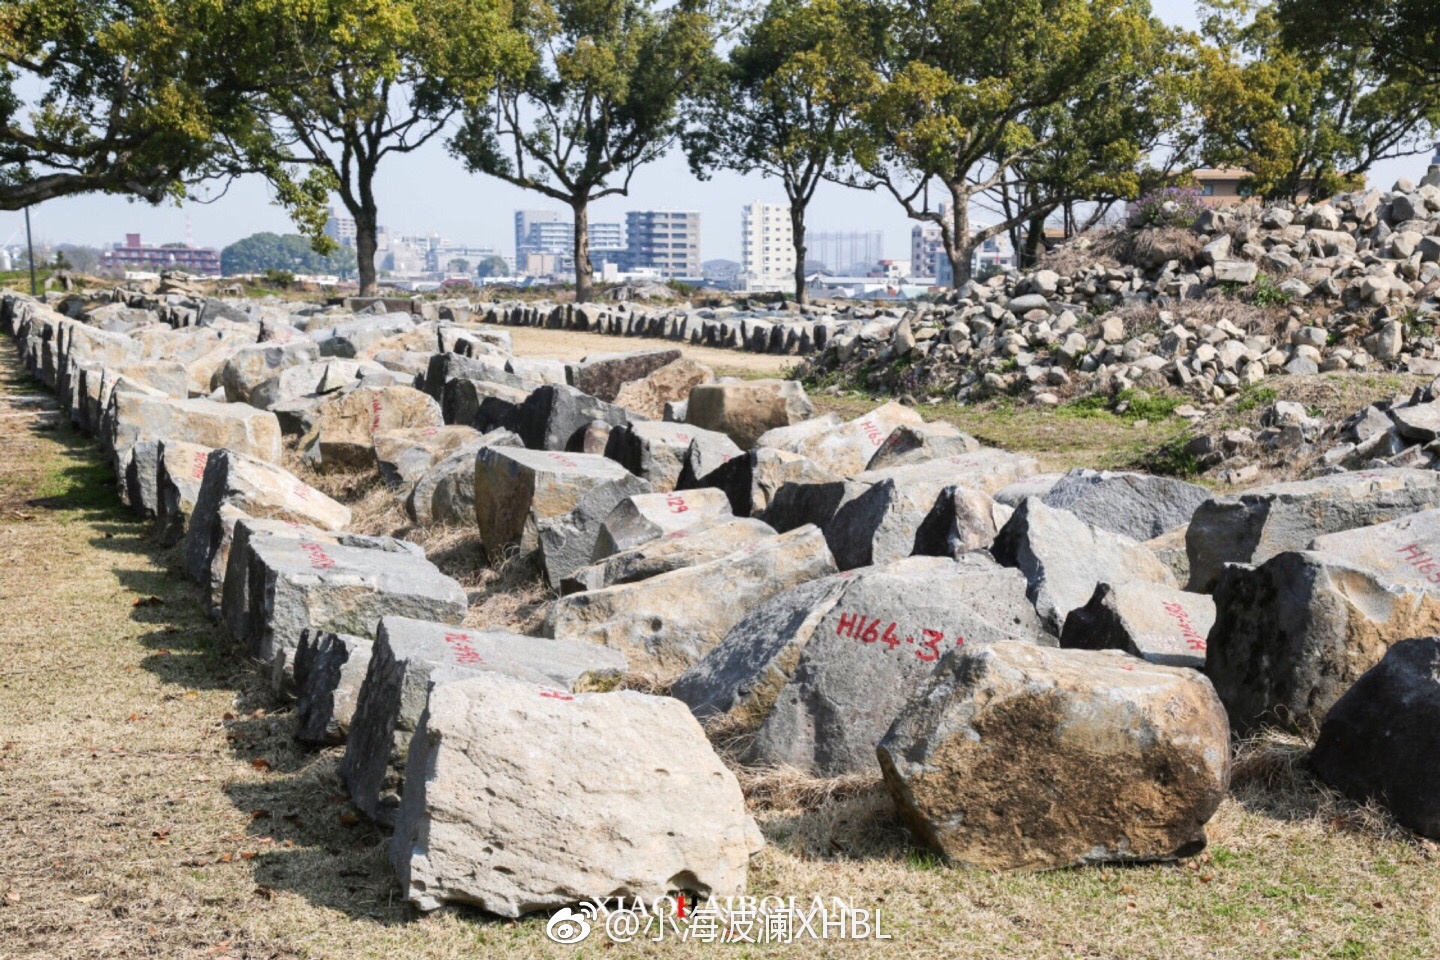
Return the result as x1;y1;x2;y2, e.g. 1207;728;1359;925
227;0;528;296
446;258;471;275
1275;0;1439;85
449;0;719;302
1195;0;1440;202
0;0;251;209
476;255;509;278
848;0;1169;287
220;232;358;276
683;0;874;303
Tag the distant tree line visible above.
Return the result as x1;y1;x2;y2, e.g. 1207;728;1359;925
220;232;358;277
2;0;1435;302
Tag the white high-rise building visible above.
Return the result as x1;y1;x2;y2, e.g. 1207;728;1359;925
740;201;795;291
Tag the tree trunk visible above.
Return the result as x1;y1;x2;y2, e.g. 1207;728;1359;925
573;199;592;304
945;195;974;288
1023;213;1046;268
352;167;380;297
354;208;378;297
790;200;808;305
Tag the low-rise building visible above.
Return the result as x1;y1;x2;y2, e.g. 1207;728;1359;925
100;234;221;276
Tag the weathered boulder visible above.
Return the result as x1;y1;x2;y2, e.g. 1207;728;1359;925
342;616;627;822
677;555;1051;775
992;498;1178;632
878;642;1229;870
373;424;482;490
404;428;522;525
293;631;373;745
544;524;838;671
563;517;777;594
474;446;646;563
686;379;814;448
604;419;741;492
612;357;715;419
516;383;636;452
535;472;653;591
1206;550;1440;733
421;352;528;402
1186;470;1440;592
1311;637;1440;839
183;449;352;602
391;674;761;915
912;485;1015;560
313;313;413;358
107;394;282;465
1041;468;1210;542
124;438;207;520
685;447;836;518
592;488;734;558
866;420;980;471
571;348;682;401
248;358;384;410
1060;581;1214;669
241;535;467;686
764;402;926;478
1309;508;1440;591
440;377;529;432
217;341;320;404
300;385;444;471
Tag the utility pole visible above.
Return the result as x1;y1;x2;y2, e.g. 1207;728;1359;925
24;206;37;295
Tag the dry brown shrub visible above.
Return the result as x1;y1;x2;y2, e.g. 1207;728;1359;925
1128;226;1204;266
1036;227;1126;274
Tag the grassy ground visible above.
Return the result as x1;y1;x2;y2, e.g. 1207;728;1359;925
3;344;1440;959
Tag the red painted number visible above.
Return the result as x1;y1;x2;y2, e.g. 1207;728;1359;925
442;632;485;666
836;610;964;662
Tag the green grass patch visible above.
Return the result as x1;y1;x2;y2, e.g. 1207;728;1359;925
1059;388;1183;423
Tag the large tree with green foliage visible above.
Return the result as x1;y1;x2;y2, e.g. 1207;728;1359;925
1275;0;1439;85
449;0;719;302
848;0;1171;287
220;232;358;277
1194;0;1440;202
0;0;250;209
226;0;527;296
682;0;875;303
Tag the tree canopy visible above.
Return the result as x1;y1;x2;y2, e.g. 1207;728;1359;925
1275;0;1439;85
0;0;251;210
1194;0;1440;202
450;0;719;301
219;232;358;276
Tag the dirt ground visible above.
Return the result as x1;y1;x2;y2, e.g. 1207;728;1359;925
493;322;798;378
3;344;1440;959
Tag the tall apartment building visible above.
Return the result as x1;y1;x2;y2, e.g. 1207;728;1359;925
515;210;625;273
809;230;884;274
740;201;795;290
625;210;701;278
323;208;358;249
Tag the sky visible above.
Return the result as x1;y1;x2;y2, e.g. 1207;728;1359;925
0;0;1433;264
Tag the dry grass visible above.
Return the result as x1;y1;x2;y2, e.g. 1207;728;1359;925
498;322;796;379
8;347;1440;959
1036;227;1127;275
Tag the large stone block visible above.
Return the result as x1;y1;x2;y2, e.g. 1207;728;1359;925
563;517;777;594
391;674;761;915
405;429;522;525
591;488;734;559
1060;581;1215;669
218;340;320;403
474;446;643;562
544;524;838;671
604;420;741;492
686;379;814;448
373;425;482;490
342;616;626;822
676;555;1051;775
1186;469;1440;592
293;631;373;745
865;420;979;471
685;447;836;519
762;401;926;477
993;498;1177;633
571;348;682;401
183;449;351;602
535;472;653;591
1206;550;1440;733
516;383;636;452
300;385;444;471
1041;468;1210;542
878;643;1230;870
241;535;467;686
612;357;715;419
107;393;282;465
1311;637;1440;839
248;359;385;410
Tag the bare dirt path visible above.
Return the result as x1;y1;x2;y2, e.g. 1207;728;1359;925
1;343;1438;959
490;322;798;378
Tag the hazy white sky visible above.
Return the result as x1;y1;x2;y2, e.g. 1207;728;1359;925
0;0;1431;262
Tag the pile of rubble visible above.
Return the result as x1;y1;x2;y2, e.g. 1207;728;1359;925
798;180;1440;405
10;281;1440;918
